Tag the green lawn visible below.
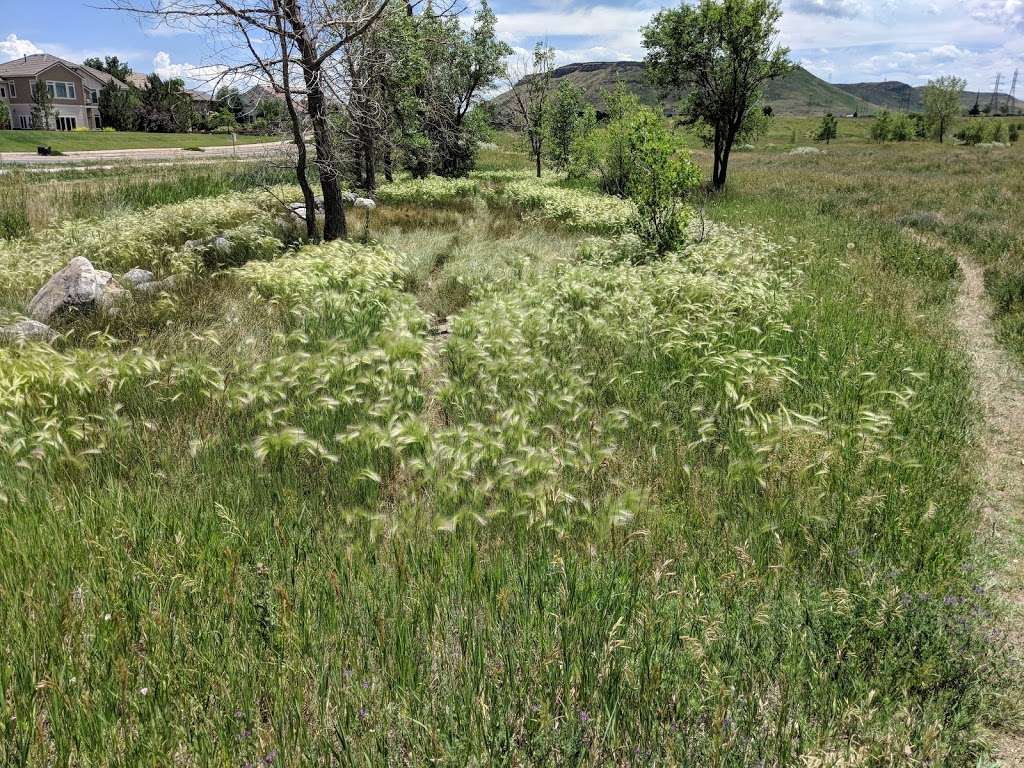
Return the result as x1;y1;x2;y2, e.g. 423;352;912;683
0;130;279;153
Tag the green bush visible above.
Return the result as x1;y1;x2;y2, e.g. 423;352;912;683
954;119;1010;146
624;112;702;256
869;111;916;142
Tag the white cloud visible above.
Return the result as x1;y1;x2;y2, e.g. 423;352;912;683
0;34;43;61
495;6;658;41
152;50;231;87
789;0;867;18
966;0;1024;30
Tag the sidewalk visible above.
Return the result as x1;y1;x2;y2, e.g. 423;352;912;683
0;140;293;166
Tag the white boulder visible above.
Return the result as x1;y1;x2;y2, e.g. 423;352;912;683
122;268;156;288
0;319;55;343
134;276;178;296
28;257;123;323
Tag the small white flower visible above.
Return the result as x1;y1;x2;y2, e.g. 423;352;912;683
104;613;112;622
139;687;150;696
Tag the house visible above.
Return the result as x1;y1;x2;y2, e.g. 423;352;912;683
186;88;214;116
238;85;286;119
129;73;216;115
0;53;128;130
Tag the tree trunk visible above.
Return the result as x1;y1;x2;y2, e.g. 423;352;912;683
712;130;724;191
384;147;394;182
364;135;376;192
283;0;346;240
535;149;542;178
274;0;317;241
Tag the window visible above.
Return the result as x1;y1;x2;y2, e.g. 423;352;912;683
0;85;5;98
19;115;30;129
9;83;14;98
46;81;76;100
89;89;98;104
56;116;77;131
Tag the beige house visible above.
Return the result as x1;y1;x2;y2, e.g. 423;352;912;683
0;54;127;130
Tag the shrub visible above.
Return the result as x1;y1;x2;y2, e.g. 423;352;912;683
589;85;646;196
815;113;838;144
869;111;893;142
954;119;1009;146
625;112;702;256
890;113;916;141
869;111;915;142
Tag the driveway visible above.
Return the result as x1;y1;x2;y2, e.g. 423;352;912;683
0;140;293;166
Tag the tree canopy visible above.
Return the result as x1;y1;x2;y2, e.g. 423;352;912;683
643;0;791;190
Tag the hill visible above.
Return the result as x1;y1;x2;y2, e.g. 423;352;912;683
835;81;1024;113
489;62;879;121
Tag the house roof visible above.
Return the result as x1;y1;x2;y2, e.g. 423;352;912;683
0;53;127;89
128;72;150;89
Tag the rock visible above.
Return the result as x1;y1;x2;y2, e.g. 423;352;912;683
97;282;128;314
122;268;155;288
210;236;233;255
134;276;178;296
429;315;452;339
789;146;821;155
288;204;309;220
0;319;55;343
341;192;358;205
313;196;325;210
353;197;377;211
27;257;123;323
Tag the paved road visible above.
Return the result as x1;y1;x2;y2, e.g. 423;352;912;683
0;140;293;166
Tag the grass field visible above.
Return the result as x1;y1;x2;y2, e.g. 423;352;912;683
0;130;278;153
0;120;1021;765
0;162;299;239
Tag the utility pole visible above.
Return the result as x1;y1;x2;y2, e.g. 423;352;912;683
1009;69;1019;114
989;72;1002;112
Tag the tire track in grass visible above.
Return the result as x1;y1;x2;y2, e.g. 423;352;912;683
911;229;1024;765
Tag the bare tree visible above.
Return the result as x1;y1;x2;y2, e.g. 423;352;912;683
108;0;392;241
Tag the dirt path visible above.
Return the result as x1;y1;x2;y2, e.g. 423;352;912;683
944;242;1024;765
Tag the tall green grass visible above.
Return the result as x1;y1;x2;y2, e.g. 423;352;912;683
0;162;298;239
0;163;1013;765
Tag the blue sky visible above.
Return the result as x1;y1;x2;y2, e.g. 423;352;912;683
2;1;1022;93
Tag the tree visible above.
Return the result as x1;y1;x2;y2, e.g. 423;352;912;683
869;110;892;142
0;100;9;130
136;74;196;132
643;0;792;191
31;79;55;130
546;80;596;175
591;84;645;196
111;0;392;243
98;80;140;131
922;75;965;143
83;56;133;83
413;0;512;177
507;43;555;178
214;87;246;122
815;113;837;144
